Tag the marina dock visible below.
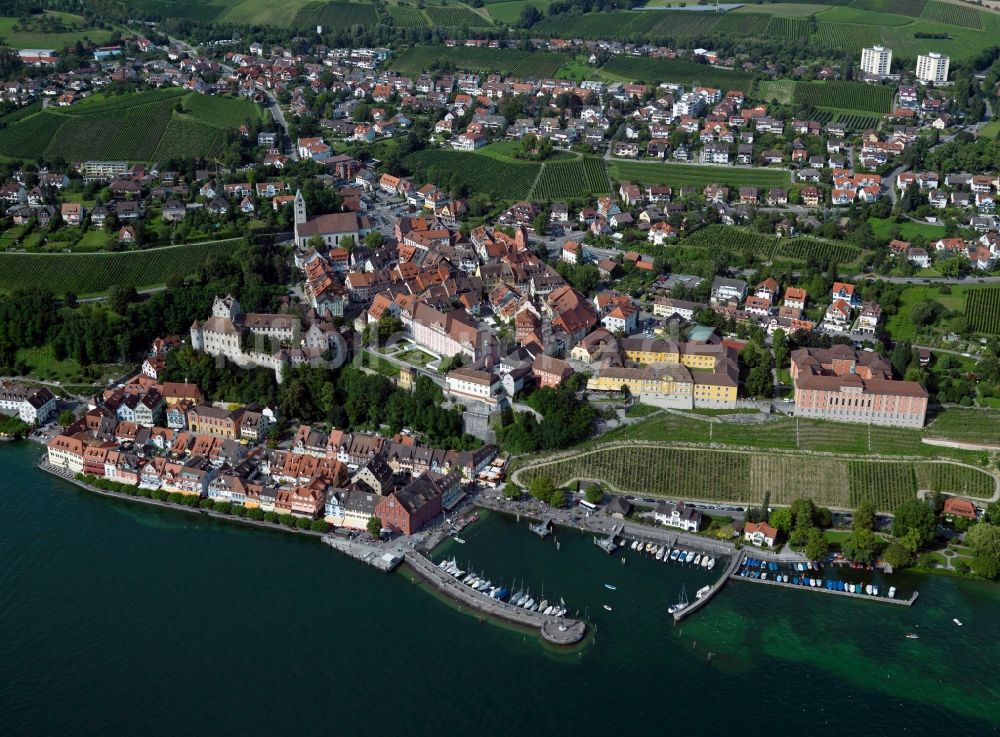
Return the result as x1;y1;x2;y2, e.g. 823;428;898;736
403;550;587;645
529;517;553;538
594;523;624;554
672;551;743;622
731;563;920;606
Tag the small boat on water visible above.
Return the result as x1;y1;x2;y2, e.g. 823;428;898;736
670;549;680;561
656;548;665;561
604;584;617;591
631;540;639;551
694;554;703;566
707;557;716;570
888;586;896;599
701;556;710;568
453;537;466;544
872;585;879;596
953;618;963;626
865;584;873;595
603;604;613;612
906;633;919;639
686;551;696;564
695;585;711;599
761;572;768;580
667;585;689;615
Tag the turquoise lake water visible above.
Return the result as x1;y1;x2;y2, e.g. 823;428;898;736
2;443;998;736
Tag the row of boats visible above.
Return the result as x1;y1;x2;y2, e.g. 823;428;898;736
436;558;570;617
738;562;897;598
626;538;717;570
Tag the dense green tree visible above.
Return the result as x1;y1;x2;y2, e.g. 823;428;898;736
367;516;382;538
529;475;555;503
804;527;829;562
584;484;604;505
882;542;912;570
853;499;875;532
892;499;937;549
841;528;880;564
549;487;567;509
966;523;1000;579
769;507;793;535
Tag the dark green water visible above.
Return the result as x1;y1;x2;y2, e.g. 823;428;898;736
3;442;999;736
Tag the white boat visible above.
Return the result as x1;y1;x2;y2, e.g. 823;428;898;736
604;584;617;591
630;540;638;551
953;618;963;626
707;557;716;570
694;554;702;566
888;586;896;599
865;584;873;595
512;591;524;606
603;604;613;611
523;598;535;610
646;542;655;553
670;549;680;561
695;585;711;599
685;551;695;563
761;572;768;580
543;605;553;615
655;548;664;561
667;585;689;615
872;585;879;596
701;556;710;568
453;537;466;544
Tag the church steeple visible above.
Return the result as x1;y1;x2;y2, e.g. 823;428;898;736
294;189;307;226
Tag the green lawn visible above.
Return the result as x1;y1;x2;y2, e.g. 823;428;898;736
926;407;1000;445
870;217;946;242
16;345;121;385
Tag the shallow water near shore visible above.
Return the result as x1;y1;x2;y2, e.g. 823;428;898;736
2;442;999;736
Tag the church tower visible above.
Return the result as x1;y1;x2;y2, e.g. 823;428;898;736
293;189;307;245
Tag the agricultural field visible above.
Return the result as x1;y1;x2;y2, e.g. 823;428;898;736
424;5;491;27
530;156;611;200
764;15;810;41
404;149;540;201
847;461;917;510
713;12;771;35
486;0;556;23
388;4;428;26
599;57;755;94
607;161;789;189
390;45;565;78
516;444;993;511
926;408;1000;445
0;12;113;49
851;0;927;17
920;1;983;28
792;80;894;114
0;240;242;295
915;463;995;499
815;20;884;50
0;90;260;163
756;80;797;105
683;226;778;260
964;287;1000;335
774;237;861;266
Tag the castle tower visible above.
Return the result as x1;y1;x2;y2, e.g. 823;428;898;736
294;189;307;244
190;320;204;352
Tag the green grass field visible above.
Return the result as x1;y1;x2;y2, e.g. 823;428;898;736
486;0;555;23
0;12;113;49
869;217;947;242
926;408;1000;446
885;284;969;342
607;160;789;189
0;90;261;163
0;240;242;295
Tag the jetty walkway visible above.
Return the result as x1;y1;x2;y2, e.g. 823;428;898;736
475;496;734;558
673;551;744;622
403;550;586;645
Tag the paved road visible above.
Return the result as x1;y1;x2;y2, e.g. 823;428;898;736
848;273;1000;285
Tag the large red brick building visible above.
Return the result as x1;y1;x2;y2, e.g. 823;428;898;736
374;474;443;535
790;345;928;428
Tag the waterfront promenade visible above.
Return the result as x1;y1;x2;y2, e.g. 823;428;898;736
403;549;587;645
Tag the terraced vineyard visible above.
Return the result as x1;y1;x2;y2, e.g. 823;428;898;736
391;45;564;78
847;462;917;510
965;286;1000;335
424;5;491;26
764;15;809;40
293;1;379;29
852;0;927;17
405;149;540;200
775;238;861;266
607;161;788;189
915;464;995;499
793;80;894;114
530;156;611;200
0;90;260;162
0;240;242;295
921;0;982;28
712;12;770;35
388;4;428;26
516;444;994;512
683;226;777;259
816;21;883;51
599;57;755;93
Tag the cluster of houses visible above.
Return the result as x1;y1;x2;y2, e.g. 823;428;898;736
46;339;498;535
